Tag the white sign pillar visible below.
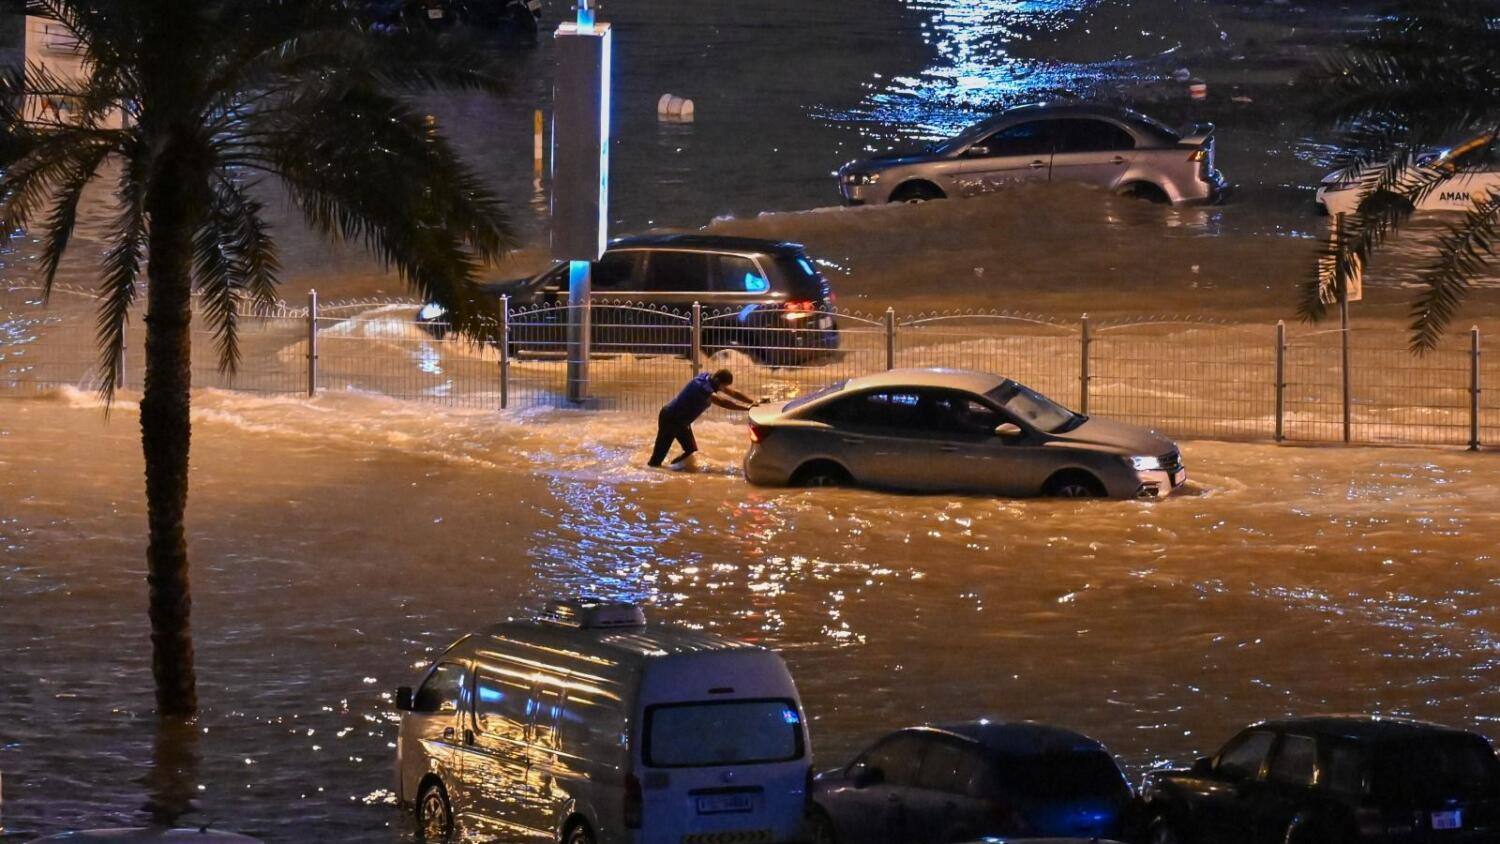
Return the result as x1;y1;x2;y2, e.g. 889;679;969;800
552;0;611;404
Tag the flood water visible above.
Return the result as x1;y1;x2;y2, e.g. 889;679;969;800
3;390;1500;841
6;0;1500;840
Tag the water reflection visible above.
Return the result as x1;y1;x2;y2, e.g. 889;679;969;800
141;718;200;827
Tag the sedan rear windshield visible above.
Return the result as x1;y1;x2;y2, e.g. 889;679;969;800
1373;736;1500;804
986;380;1080;433
787;380;847;412
992;751;1128;801
644;699;805;768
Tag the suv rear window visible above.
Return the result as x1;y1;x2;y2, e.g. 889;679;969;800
1373;736;1500;803
644;699;804;767
772;253;829;303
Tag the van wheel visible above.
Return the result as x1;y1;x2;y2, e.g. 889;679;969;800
1043;470;1105;498
565;821;596;844
416;781;453;842
807;807;838;844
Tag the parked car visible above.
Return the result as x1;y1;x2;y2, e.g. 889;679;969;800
1316;135;1499;216
30;832;261;843
836;102;1225;206
415;234;841;366
1139;715;1500;844
366;0;540;33
394;599;812;844
743;368;1186;498
808;721;1133;844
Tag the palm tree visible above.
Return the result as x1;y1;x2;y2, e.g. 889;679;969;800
0;0;515;717
1300;0;1500;351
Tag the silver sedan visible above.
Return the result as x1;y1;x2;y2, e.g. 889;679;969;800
837;102;1225;206
743;369;1186;499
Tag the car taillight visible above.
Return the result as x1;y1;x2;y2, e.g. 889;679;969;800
784;299;817;321
624;772;642;829
1188;148;1208;162
749;423;771;443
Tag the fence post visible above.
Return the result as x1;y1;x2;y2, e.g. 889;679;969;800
691;301;703;375
1274;320;1286;442
884;308;896;371
1340;292;1351;443
1472;325;1482;451
1079;314;1091;415
499;295;510;410
306;289;318;397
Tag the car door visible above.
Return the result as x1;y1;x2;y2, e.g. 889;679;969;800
958;120;1056;196
815;390;957;491
1192;729;1276;844
828;733;928;844
1048;118;1138;190
917;392;1045;497
400;662;468;806
906;736;994;843
585;249;649;355
1424;137;1500;211
704;252;773;356
526;678;570;842
456;664;539;839
1252;733;1318;844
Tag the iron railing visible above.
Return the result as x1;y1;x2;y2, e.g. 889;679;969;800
2;286;1493;449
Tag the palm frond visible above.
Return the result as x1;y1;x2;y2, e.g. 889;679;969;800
192;176;282;375
1409;191;1500;352
36;140;113;296
95;139;149;401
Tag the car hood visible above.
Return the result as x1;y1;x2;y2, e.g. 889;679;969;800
1049;416;1175;456
847;151;937;172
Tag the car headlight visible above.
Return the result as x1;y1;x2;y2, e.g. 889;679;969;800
418;303;447;321
843;171;880;185
1130;455;1163;471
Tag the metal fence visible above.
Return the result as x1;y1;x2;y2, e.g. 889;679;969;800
3;285;1496;449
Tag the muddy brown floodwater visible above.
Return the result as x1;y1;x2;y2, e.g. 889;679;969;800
3;389;1499;841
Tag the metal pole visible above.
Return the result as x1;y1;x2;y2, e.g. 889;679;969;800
691;301;703;375
307;289;318;397
1340;288;1351;443
1471;325;1482;451
1275;320;1286;442
1079;314;1091;415
566;261;591;404
884;308;896;371
500;295;510;410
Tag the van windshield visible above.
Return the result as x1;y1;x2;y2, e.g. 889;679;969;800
645;699;804;767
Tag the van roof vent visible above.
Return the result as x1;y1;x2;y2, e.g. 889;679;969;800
541;599;647;629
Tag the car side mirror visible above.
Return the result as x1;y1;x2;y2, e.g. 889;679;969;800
1191;756;1214;775
395;686;414;712
850;762;885;788
994;422;1023;438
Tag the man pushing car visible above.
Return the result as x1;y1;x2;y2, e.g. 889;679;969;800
649;369;756;468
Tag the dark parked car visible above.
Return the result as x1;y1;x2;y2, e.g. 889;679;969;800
416;234;841;365
1139;716;1500;844
808;721;1133;844
366;0;540;35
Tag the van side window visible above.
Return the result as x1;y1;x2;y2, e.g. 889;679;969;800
413;663;466;714
557;682;626;752
474;668;533;743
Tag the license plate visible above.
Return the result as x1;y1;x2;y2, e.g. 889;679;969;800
426;8;443;18
1432;810;1463;830
697;794;754;814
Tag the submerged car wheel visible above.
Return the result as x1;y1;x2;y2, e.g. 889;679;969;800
565;821;596;844
792;461;851;488
890;181;945;203
417;781;453;842
1043;471;1105;498
1118;181;1171;204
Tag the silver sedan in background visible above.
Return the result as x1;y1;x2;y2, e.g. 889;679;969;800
837;102;1225;206
744;368;1186;499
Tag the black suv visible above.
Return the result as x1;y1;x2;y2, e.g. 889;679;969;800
1139;716;1500;844
416;234;841;365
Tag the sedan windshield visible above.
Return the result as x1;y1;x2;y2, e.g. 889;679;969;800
986;380;1079;433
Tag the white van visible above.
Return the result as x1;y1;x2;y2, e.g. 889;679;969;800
395;600;812;844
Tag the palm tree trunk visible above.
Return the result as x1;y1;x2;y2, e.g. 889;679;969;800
140;144;204;718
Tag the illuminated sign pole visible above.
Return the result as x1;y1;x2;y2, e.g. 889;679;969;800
552;0;611;404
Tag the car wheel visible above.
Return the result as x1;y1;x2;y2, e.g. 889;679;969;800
416;781;453;842
1148;816;1186;844
807;808;838;844
565;821;596;844
1043;471;1105;498
1118;182;1171;204
792;462;851;488
890;181;945;203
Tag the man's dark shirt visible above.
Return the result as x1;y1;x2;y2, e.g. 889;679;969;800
663;373;720;422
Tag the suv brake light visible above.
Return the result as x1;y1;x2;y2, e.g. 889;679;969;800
784;299;817;322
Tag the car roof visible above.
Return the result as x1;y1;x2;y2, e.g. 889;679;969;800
1248;715;1483;744
975;101;1176;137
608;233;807;256
475;619;755;664
915;720;1108;756
839;367;1008;396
